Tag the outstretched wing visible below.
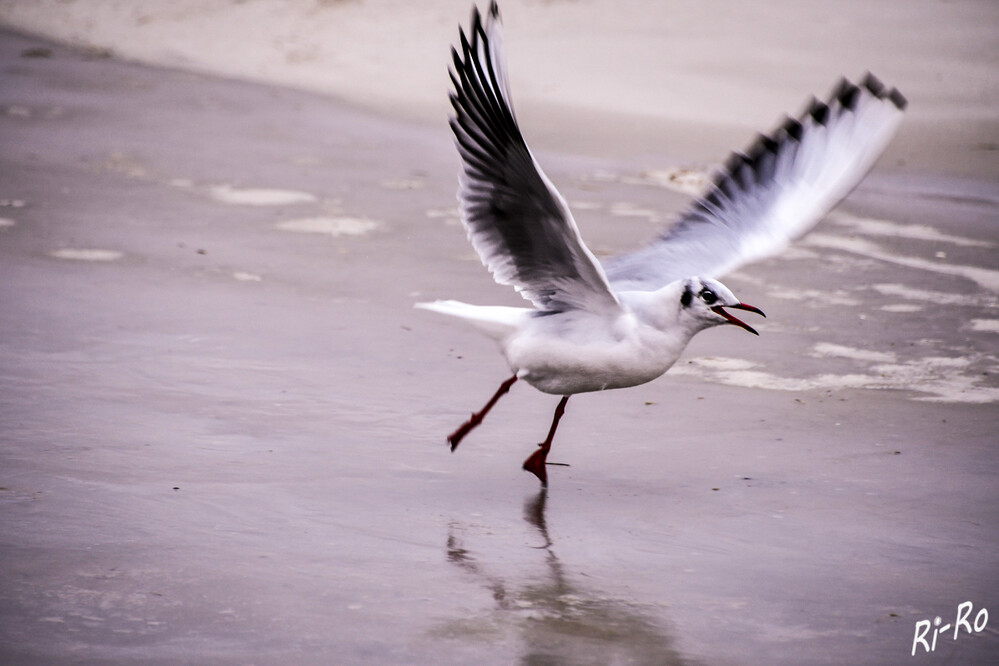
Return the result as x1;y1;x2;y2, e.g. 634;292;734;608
604;74;907;291
449;2;620;314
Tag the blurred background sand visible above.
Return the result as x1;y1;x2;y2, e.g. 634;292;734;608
2;0;998;177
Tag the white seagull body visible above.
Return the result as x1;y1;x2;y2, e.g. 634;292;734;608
417;2;906;485
422;284;708;396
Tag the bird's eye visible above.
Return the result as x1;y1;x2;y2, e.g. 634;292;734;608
700;289;717;304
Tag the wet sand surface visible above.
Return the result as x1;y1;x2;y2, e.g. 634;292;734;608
1;29;998;665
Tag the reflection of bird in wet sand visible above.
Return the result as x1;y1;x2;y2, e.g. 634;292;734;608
418;2;906;484
443;490;689;664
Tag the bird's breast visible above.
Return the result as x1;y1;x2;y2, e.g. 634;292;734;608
502;315;687;395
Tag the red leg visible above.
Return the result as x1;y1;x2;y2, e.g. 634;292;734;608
447;374;518;451
522;395;570;486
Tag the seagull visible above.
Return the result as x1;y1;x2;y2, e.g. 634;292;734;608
417;2;906;485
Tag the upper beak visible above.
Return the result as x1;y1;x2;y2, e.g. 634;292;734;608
711;303;766;336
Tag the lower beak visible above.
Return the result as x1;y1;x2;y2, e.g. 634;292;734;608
711;303;766;336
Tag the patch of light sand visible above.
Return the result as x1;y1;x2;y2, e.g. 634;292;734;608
804;234;999;292
811;343;897;364
827;212;994;248
49;248;123;261
775;246;822;262
609;202;660;222
210;185;317;206
766;286;861;307
425;208;461;226
672;361;818;392
583;167;710;199
871;283;995;308
0;217;15;229
675;354;999;404
880;304;923;313
687;356;758;371
970;319;999;334
379;178;425;191
276;216;378;237
102;151;149;179
640;168;711;196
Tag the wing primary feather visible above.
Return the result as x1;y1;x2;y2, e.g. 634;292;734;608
450;56;499;139
447;3;621;314
808;98;831;125
476;20;517;132
603;74;906;291
887;87;908;110
860;72;885;97
836;81;862;112
780;116;804;141
458;33;506;142
466;14;518;148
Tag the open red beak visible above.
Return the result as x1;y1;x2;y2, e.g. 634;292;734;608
711;303;766;336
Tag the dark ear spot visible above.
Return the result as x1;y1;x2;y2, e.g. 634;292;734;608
680;284;693;307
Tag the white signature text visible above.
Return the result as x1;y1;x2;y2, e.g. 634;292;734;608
911;601;988;656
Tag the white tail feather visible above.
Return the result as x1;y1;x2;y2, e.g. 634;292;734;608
415;300;529;341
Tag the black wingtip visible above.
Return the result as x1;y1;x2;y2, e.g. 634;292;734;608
779;115;804;142
888;87;908;111
458;24;472;56
723;151;747;174
807;97;830;125
860;72;907;111
829;77;852;103
860;72;885;98
835;80;861;111
488;1;500;20
745;132;778;162
466;5;485;51
450;47;464;76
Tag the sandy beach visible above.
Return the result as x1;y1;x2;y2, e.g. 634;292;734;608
1;1;998;664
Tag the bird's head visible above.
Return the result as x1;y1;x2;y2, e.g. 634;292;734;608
679;277;766;335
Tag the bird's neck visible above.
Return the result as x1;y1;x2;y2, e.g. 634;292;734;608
603;286;696;381
617;282;703;343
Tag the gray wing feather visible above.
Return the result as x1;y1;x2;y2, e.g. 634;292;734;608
604;74;907;292
450;3;620;314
